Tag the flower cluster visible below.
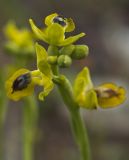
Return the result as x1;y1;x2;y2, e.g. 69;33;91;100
5;13;126;109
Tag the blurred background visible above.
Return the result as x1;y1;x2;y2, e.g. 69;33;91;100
0;0;129;160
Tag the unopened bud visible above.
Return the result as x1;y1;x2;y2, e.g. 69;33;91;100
59;44;75;56
71;45;89;59
47;56;57;65
57;55;72;68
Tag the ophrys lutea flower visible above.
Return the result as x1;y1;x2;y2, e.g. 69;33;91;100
74;67;126;109
4;21;35;56
5;43;54;101
29;13;85;46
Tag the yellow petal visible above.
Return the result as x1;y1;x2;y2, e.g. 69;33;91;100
45;13;58;26
65;18;75;32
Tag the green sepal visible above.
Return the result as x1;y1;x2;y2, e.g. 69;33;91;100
59;44;75;56
46;23;65;45
29;19;48;43
74;67;98;109
35;43;52;78
71;45;89;59
58;33;85;46
57;55;72;68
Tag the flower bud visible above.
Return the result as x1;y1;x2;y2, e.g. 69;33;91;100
47;45;59;55
57;55;72;68
59;44;75;56
71;45;89;59
47;56;57;65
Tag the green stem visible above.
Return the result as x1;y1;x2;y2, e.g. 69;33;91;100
53;73;91;160
0;97;8;160
70;109;91;160
23;95;38;160
0;71;8;160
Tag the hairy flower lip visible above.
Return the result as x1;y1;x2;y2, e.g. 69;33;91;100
44;13;75;32
52;16;67;27
94;87;120;99
12;72;31;93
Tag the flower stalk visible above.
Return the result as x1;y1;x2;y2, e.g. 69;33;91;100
23;95;38;160
53;73;91;160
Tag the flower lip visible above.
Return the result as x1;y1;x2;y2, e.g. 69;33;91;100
12;72;31;93
52;16;67;27
95;87;119;99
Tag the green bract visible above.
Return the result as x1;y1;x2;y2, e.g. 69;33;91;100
74;67;98;109
29;14;85;46
35;43;52;78
35;43;54;100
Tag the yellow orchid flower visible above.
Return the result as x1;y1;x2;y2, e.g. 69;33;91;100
29;13;85;46
73;67;126;109
4;21;35;56
5;43;54;101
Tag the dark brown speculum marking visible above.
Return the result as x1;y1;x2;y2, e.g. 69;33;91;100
12;73;31;93
53;16;67;27
95;88;119;99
